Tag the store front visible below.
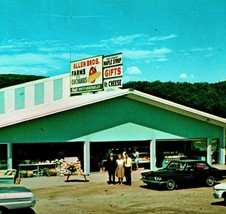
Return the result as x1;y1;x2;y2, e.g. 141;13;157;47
90;140;151;171
156;138;221;168
11;142;84;170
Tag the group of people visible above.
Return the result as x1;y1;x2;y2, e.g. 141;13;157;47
105;150;139;186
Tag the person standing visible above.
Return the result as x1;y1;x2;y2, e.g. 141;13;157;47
124;152;133;186
105;152;117;184
133;149;139;170
115;154;125;185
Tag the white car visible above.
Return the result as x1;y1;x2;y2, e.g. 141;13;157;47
213;182;226;202
0;186;36;213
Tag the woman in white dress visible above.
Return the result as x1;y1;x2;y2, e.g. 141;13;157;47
115;154;125;184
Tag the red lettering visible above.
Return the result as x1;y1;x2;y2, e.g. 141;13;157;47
117;67;121;75
87;58;99;66
73;61;86;69
104;67;121;77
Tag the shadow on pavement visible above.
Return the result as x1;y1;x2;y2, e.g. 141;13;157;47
211;201;226;206
6;208;36;214
64;179;89;183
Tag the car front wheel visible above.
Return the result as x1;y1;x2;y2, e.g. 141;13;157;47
166;179;176;190
206;176;215;187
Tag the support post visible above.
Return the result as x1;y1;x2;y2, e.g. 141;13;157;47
7;143;13;169
219;130;225;164
83;140;90;174
207;138;212;165
150;139;157;171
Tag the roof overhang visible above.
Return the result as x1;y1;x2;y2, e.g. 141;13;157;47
126;89;226;128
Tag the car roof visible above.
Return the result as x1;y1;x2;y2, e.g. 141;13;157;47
169;159;206;163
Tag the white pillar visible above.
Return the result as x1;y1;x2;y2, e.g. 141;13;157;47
83;140;90;174
219;147;225;165
207;138;212;165
150;139;157;171
7;143;13;169
219;131;225;164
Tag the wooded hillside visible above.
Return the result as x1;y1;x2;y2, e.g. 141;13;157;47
0;74;45;89
123;81;226;118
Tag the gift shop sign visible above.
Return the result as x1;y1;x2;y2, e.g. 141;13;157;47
70;55;103;94
103;53;123;88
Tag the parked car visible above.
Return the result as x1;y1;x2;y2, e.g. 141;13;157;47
141;159;226;190
213;182;226;203
0;186;36;213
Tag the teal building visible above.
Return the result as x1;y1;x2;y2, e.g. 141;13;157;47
0;74;225;174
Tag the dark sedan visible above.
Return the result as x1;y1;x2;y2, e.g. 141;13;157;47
141;159;226;190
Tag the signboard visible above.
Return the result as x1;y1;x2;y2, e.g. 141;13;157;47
103;53;123;89
103;53;122;68
103;65;123;79
104;77;123;88
70;55;103;94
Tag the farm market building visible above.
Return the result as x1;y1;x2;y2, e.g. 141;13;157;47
0;73;225;174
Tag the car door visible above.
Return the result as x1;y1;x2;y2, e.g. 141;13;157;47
173;163;194;185
181;163;198;184
194;162;210;181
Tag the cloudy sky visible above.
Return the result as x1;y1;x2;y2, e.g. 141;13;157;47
0;0;226;83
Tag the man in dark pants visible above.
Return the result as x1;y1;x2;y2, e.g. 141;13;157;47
105;152;117;184
124;152;133;185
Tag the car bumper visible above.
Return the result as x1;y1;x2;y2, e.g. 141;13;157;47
141;178;166;186
1;197;36;210
213;192;223;199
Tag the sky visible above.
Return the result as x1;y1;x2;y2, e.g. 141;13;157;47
0;0;226;83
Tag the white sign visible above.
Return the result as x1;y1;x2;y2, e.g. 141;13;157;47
103;65;123;79
103;53;122;68
103;53;123;89
104;77;123;88
70;55;103;94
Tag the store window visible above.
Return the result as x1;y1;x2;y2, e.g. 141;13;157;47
15;87;25;110
35;83;44;105
53;78;63;101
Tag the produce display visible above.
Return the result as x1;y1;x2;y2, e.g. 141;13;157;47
64;159;87;181
18;157;87;181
